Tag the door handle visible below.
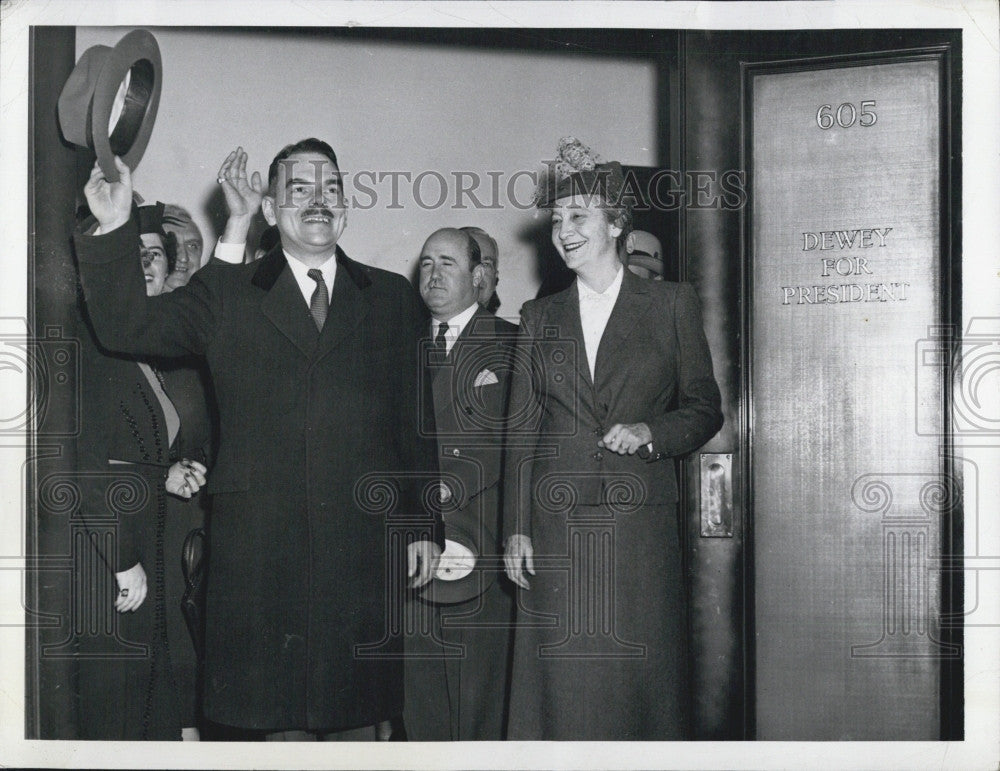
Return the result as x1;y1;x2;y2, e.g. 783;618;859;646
700;453;733;537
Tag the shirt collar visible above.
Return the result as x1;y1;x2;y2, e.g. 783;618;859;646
432;301;479;338
284;250;337;298
577;265;624;301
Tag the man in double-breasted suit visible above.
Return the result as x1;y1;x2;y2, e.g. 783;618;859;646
402;228;517;740
73;141;443;740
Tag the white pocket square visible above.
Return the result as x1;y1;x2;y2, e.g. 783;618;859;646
474;369;499;387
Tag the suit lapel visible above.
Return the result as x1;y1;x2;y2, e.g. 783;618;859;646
433;307;493;415
593;270;652;391
254;244;374;361
434;308;496;412
255;250;319;358
548;285;593;388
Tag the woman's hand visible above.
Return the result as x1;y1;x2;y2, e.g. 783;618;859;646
83;157;133;233
504;534;535;590
599;422;653;455
115;561;147;612
165;459;208;499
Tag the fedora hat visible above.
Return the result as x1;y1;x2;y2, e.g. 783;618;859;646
624;230;665;277
58;29;162;183
419;505;497;605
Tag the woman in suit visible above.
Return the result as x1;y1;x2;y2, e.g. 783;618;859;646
75;204;211;740
502;138;723;739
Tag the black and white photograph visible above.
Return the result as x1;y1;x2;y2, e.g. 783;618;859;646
1;1;998;768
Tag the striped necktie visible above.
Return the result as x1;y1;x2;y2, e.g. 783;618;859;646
307;268;329;331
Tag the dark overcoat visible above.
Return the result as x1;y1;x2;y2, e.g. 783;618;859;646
404;308;517;740
74;328;211;739
75;219;442;733
502;271;723;740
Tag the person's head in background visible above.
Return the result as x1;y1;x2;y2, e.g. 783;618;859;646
419;228;484;322
460;226;500;313
136;203;177;298
621;230;665;281
253;224;281;261
162;204;204;290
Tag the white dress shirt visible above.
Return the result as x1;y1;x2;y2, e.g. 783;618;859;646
215;239;335;305
576;266;624;380
431;301;479;356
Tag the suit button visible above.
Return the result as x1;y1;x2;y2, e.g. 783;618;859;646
452;448;461;456
593;451;603;461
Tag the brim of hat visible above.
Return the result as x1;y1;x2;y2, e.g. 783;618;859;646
418;509;497;604
626;254;664;274
91;29;162;182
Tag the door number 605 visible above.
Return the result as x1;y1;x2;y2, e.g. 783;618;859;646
816;101;877;129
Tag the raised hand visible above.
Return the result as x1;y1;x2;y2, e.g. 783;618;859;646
83;156;133;233
217;147;264;244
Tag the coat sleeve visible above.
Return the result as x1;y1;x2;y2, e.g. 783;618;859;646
396;281;445;549
647;282;723;459
160;362;214;469
501;305;544;542
74;218;218;360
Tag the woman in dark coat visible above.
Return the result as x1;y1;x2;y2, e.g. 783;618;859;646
502;138;723;739
75;204;211;740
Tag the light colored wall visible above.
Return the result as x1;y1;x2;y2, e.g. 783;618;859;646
77;28;657;319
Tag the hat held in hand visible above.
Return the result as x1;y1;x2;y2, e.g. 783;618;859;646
419;504;497;605
58;29;162;183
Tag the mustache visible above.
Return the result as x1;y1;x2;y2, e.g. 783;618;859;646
301;207;335;219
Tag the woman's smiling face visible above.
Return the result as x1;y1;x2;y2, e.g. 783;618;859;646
140;233;169;297
549;194;622;273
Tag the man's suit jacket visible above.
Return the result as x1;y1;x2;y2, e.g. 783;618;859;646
75;219;442;733
502;269;723;540
430;308;517;540
404;307;517;740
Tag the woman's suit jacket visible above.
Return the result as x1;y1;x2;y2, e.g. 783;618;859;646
503;270;723;540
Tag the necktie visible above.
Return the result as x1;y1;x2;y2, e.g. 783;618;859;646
307;269;329;331
434;321;449;354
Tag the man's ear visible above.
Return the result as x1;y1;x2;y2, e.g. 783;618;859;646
261;196;277;226
471;263;485;288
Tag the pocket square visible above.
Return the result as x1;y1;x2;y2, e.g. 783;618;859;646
474;368;499;387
